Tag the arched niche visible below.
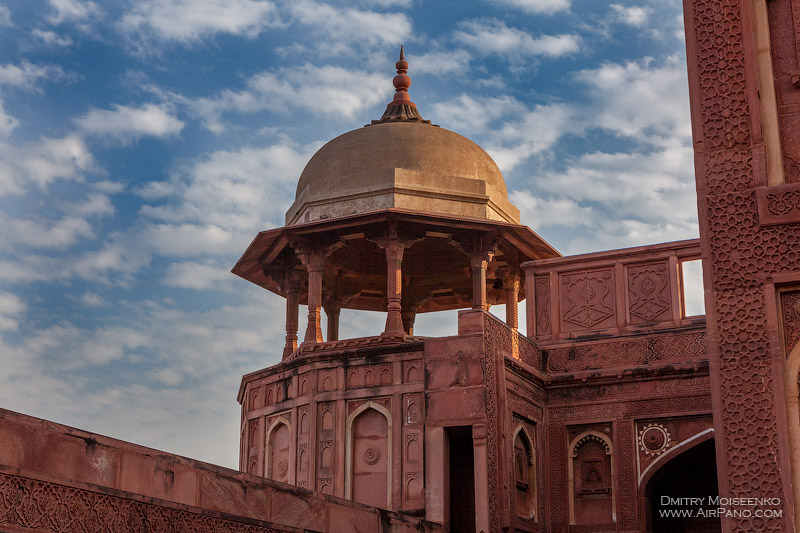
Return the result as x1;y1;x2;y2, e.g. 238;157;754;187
786;341;800;532
345;401;392;509
568;430;615;525
512;425;537;521
265;416;293;485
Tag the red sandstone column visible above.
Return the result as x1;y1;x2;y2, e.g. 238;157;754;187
472;423;490;532
471;252;493;310
401;309;415;336
324;302;340;342
283;278;301;358
383;239;406;336
503;275;520;330
299;252;324;344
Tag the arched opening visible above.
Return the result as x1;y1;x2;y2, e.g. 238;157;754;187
785;341;800;532
266;419;291;484
644;438;720;533
346;403;391;509
513;427;536;520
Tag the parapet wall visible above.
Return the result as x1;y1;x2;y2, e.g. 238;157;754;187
0;408;442;533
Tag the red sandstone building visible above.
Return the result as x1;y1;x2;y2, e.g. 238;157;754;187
2;0;800;531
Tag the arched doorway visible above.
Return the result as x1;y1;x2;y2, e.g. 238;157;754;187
644;438;720;533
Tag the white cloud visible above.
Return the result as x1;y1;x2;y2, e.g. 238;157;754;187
537;142;696;222
412;50;472;76
512;190;596;229
0;100;20;138
564;218;699;255
48;0;101;24
32;29;74;47
77;292;105;307
119;0;279;44
492;0;570;15
0;6;12;26
0;292;26;331
454;19;580;60
287;0;411;54
75;103;184;142
139;142;313;235
578;55;691;140
0;133;94;196
360;0;413;6
0;213;95;250
190;64;390;132
163;260;233;290
0;62;67;90
610;4;651;27
486;102;578;171
432;93;524;134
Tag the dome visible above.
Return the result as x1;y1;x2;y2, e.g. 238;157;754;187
285;48;520;226
286;121;520;225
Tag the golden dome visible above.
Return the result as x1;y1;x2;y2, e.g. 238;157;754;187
285;48;520;226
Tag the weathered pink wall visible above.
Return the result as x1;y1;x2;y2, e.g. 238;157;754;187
0;408;443;532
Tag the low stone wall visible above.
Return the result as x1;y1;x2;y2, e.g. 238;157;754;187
0;408;443;532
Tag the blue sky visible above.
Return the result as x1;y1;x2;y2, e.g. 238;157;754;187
0;0;697;468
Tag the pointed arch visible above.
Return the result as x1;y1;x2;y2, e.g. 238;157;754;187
511;425;537;521
345;401;393;509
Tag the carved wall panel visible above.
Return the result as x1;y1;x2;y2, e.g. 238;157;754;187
318;370;336;392
317;402;336;494
627;262;671;324
298;373;310;396
560;269;616;333
297;405;310;489
248;418;261;476
534;274;551;335
781;289;800;354
249;386;262;411
546;331;707;372
0;472;289;533
403;360;423;383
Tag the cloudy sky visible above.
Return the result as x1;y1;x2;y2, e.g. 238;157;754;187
0;0;697;468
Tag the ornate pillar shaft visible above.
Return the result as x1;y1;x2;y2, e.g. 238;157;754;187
300;253;325;344
283;279;301;358
504;275;520;330
325;303;340;342
383;239;406;336
471;252;493;311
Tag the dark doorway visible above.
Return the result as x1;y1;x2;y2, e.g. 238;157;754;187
646;438;721;533
447;426;476;533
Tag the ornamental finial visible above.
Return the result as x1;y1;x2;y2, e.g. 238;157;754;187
391;45;413;107
368;46;432;125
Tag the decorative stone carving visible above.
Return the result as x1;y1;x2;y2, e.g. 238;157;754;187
628;262;671;323
782;290;800;354
561;269;616;331
638;423;671;456
547;331;707;372
0;472;287;533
